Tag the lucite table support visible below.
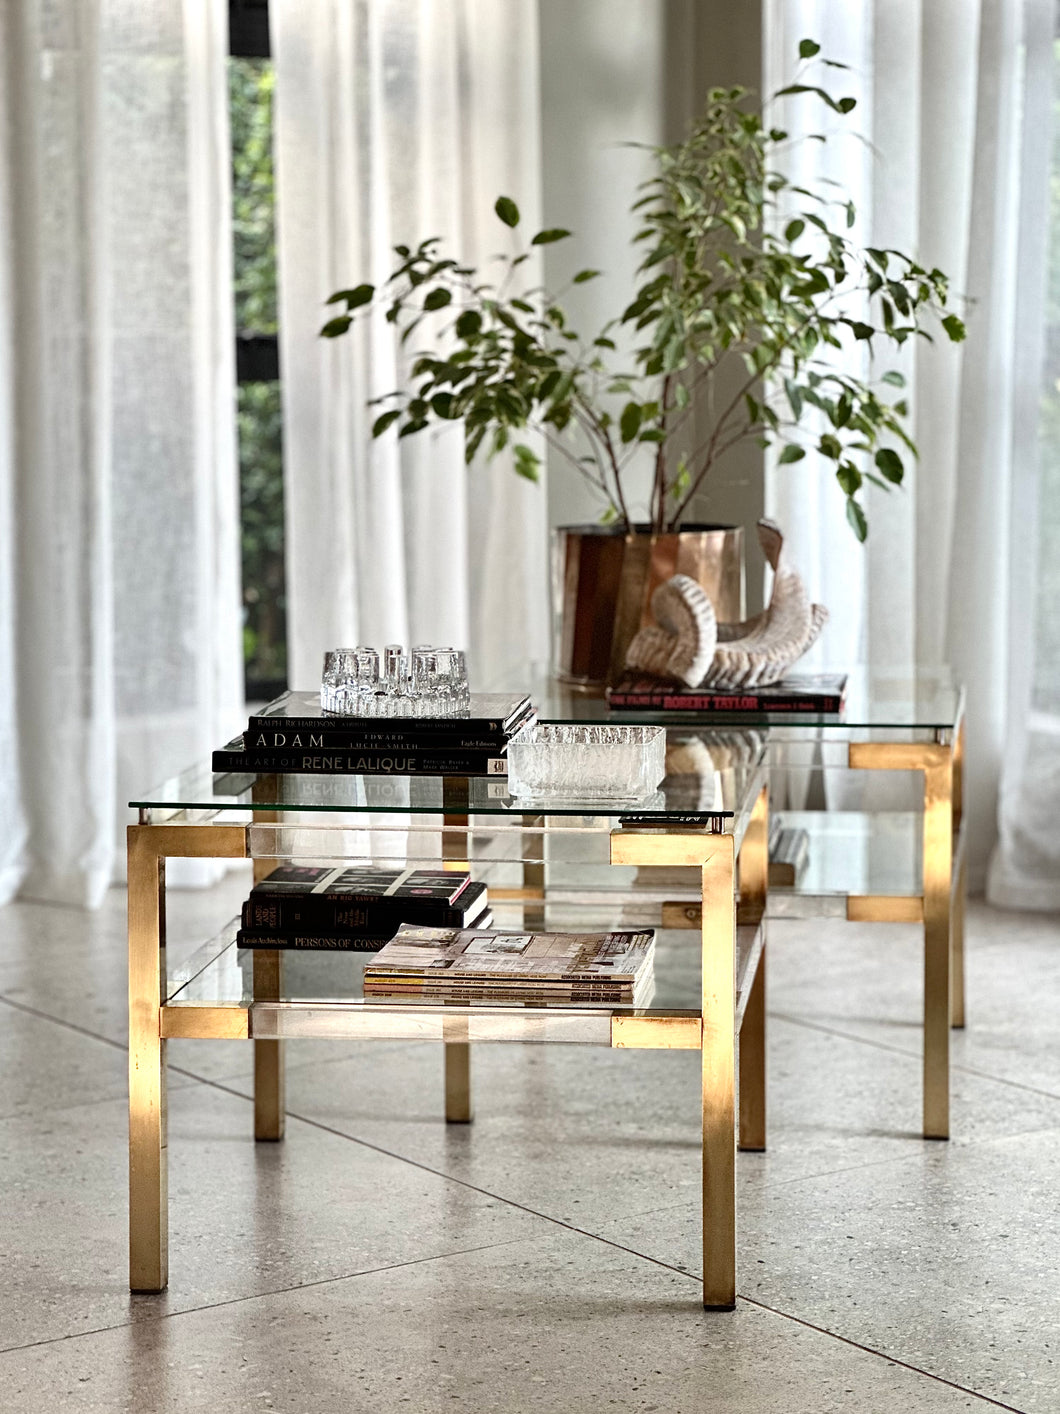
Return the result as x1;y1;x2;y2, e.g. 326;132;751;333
126;788;768;1309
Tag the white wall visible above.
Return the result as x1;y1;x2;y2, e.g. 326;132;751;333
538;0;767;605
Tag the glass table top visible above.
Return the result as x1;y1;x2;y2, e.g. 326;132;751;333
131;729;767;827
498;665;964;732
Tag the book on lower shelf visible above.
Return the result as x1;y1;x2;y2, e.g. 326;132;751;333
237;865;491;950
607;673;847;714
363;924;656;1006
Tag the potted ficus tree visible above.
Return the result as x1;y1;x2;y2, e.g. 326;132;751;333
322;41;965;685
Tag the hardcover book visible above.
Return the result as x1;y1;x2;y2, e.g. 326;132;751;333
211;736;512;776
236;913;495;952
241;868;488;934
248;690;532;739
606;673;847;714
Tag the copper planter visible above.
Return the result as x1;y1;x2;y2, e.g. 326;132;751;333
552;524;745;689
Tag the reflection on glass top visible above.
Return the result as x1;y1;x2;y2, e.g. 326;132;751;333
498;666;963;731
131;728;766;821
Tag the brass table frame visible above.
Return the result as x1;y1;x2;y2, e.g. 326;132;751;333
128;786;769;1309
661;712;966;1141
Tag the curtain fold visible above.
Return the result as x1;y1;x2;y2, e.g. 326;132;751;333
0;0;244;906
765;0;1048;890
272;0;549;693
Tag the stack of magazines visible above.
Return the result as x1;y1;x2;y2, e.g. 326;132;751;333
236;865;491;951
213;690;534;777
363;925;656;1005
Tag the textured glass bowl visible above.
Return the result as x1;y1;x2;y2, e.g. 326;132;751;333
506;725;667;801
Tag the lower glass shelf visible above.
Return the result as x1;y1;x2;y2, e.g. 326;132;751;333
163;914;762;1043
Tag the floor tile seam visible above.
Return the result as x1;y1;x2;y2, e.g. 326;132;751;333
165;1068;744;1275
772;1009;1060;1104
739;1294;1030;1413
0;993;127;1054
0;1236;539;1359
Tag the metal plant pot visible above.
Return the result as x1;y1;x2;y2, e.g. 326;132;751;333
552;524;745;689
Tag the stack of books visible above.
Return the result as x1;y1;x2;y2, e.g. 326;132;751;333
213;690;534;777
363;925;656;1005
236;865;492;951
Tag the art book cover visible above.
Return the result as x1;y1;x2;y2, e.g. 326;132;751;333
249;865;472;905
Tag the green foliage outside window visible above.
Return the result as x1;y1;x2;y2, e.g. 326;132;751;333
229;56;286;695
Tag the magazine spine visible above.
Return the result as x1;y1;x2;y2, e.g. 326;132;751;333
246;712;527;739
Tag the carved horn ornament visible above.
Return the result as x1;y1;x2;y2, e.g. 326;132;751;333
623;520;827;689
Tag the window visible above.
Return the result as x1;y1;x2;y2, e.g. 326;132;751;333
229;0;287;700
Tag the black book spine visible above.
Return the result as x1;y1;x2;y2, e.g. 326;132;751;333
241;891;485;934
607;689;844;712
212;746;509;776
237;931;398;952
244;728;514;752
247;714;522;738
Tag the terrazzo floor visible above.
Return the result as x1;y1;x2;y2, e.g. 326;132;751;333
0;874;1056;1412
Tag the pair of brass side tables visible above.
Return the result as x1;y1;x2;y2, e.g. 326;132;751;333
128;670;965;1309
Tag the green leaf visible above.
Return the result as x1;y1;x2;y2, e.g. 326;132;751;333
875;448;904;483
784;218;805;243
513;443;540;481
494;196;520;228
423;288;452;311
850;322;874;340
846;497;868;541
881;369;906;387
531;228;572;245
430;392;456;418
798;38;821;58
573;269;602;284
327;283;374;309
371;409;401;437
837;96;856;113
398;420;428;439
836;462;862;495
620;401;642;444
778;444;806;464
941;313;967;342
845;200;856;228
455;310;482;339
320;315;352;338
674;382;690;410
819;433;842;460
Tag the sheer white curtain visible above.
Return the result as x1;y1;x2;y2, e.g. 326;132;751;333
271;0;549;692
765;0;1050;890
0;0;244;907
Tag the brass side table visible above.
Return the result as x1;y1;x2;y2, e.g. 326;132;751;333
521;667;967;1142
128;745;768;1308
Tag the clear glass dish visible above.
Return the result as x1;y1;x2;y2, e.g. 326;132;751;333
506;724;667;802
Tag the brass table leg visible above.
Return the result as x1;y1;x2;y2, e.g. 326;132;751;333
702;835;738;1308
128;827;168;1293
738;787;768;1153
522;812;546;932
443;781;472;1123
611;827;742;1309
251;783;285;1141
850;741;955;1139
951;716;967;1029
922;755;953;1139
